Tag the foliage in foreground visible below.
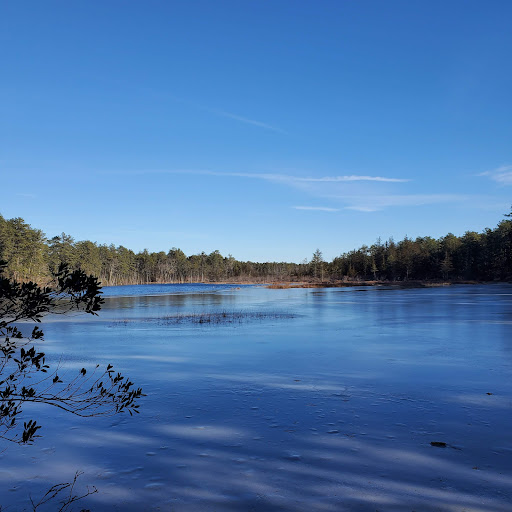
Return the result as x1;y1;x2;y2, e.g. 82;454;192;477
28;471;96;512
0;262;144;445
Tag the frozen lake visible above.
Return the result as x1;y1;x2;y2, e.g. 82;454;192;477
2;284;512;511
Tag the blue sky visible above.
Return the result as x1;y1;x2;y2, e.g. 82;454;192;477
1;0;511;262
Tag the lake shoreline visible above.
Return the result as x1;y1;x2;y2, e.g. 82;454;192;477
101;279;508;290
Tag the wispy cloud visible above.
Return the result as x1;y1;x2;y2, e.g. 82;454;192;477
168;94;286;134
205;108;287;134
479;165;512;185
341;193;469;212
124;169;408;184
345;206;380;212
113;168;484;212
236;172;408;184
293;206;340;212
293;175;409;183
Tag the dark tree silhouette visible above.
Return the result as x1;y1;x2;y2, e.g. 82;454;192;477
0;262;144;445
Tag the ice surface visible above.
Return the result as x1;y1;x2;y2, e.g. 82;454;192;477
1;284;511;511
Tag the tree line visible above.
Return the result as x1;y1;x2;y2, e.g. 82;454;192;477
0;212;511;286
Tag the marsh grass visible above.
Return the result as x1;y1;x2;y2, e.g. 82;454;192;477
158;311;296;325
109;311;296;328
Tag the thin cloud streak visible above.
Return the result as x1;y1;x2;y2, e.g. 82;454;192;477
205;108;287;134
294;206;340;212
167;94;286;134
479;165;512;185
106;169;478;213
123;169;408;184
345;206;380;212
341;194;470;212
295;175;409;183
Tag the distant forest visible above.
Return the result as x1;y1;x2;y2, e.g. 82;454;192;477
1;212;511;286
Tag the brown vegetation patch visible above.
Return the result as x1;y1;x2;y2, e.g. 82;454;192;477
265;280;486;290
